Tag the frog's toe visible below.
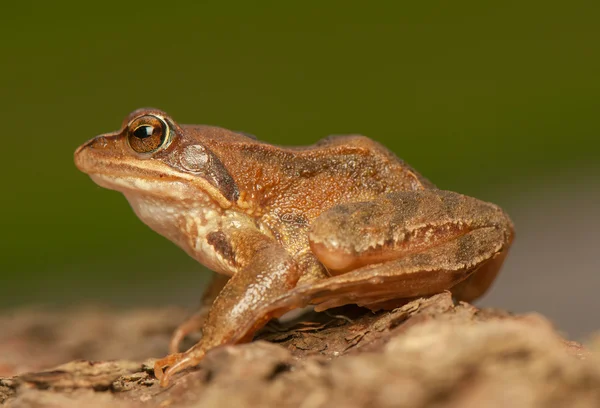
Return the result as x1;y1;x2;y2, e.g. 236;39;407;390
153;350;206;387
153;352;184;383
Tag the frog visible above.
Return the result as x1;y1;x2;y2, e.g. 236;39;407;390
74;108;514;386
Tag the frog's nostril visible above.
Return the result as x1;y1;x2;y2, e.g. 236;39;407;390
80;135;114;152
74;135;115;171
93;136;109;149
86;136;111;150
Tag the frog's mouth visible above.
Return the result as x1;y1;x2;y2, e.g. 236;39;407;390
75;143;232;209
87;171;231;210
89;171;193;199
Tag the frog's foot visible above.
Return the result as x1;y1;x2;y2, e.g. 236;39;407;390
153;351;204;387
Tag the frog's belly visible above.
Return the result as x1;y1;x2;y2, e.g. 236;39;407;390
123;193;237;276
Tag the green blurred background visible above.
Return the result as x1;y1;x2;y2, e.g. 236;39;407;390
1;2;599;338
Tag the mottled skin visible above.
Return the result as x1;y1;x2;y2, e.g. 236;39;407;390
74;109;514;386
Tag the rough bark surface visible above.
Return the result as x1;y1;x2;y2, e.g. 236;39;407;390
1;292;598;407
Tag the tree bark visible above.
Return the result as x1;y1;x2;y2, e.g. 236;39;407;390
1;292;598;407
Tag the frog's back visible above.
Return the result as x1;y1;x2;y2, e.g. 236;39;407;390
306;134;432;184
295;134;433;192
205;132;433;220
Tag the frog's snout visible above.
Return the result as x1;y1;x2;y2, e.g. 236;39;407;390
74;134;119;172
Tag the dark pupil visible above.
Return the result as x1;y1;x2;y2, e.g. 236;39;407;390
133;125;154;139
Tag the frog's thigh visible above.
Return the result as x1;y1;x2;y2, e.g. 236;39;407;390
300;225;507;311
309;189;511;276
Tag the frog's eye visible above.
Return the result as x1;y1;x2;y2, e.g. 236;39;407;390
127;115;170;154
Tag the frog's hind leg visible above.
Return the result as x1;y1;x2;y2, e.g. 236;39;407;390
445;244;511;302
169;274;229;353
296;226;511;312
298;190;514;310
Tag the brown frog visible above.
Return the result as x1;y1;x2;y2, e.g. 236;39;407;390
74;108;514;386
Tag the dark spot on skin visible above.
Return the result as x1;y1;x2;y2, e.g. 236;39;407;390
199;151;240;202
327;203;354;217
214;170;240;202
161;142;240;202
388;191;420;225
280;212;308;226
455;234;476;265
438;190;463;218
410;253;433;267
195;150;240;202
206;231;236;265
352;205;378;225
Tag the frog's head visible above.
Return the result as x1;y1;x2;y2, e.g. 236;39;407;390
74;108;239;209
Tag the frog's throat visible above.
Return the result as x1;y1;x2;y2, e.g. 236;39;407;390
121;190;237;276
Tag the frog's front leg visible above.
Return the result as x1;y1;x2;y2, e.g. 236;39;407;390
154;230;302;386
169;274;229;353
295;189;514;310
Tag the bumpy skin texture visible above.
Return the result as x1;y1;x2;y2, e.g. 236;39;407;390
74;108;514;386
